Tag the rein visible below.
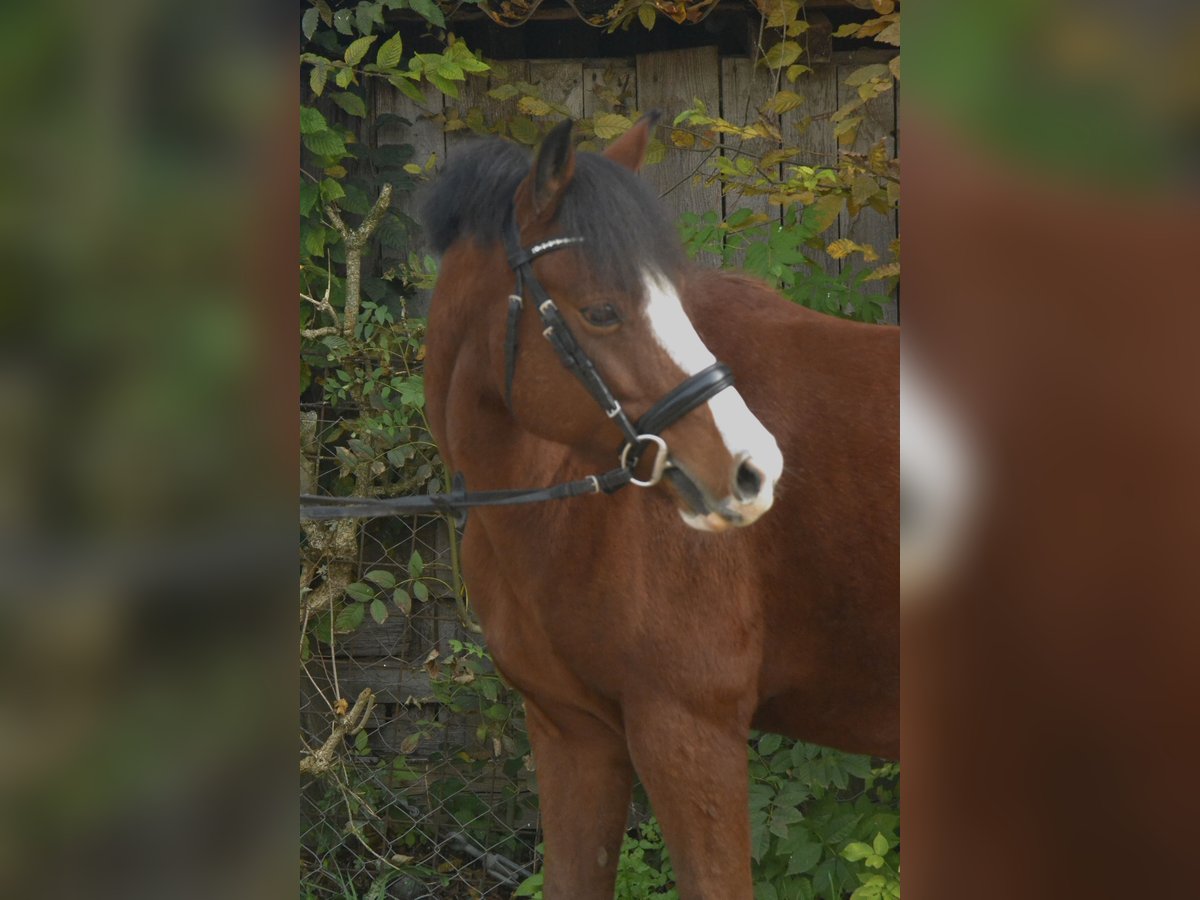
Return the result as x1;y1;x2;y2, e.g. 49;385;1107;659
298;211;736;523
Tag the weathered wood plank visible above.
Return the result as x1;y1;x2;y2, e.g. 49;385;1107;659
836;62;898;323
530;59;585;119
582;61;636;121
445;59;532;155
635;46;723;233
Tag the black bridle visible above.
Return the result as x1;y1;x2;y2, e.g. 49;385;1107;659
298;213;735;522
502;212;735;487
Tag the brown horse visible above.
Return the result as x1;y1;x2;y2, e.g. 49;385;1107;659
421;117;898;900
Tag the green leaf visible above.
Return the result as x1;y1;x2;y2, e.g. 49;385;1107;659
300;105;327;134
300;180;318;216
514;873;544;897
345;581;374;602
301;7;320;41
872;833;890;855
754;883;778;900
785;838;823;875
408;550;424;578
370;598;388;625
320;177;345;201
425;71;458;97
345;35;377;66
376;32;404;69
334;601;365;632
355;2;377;35
333;7;354;34
841;841;873;862
365;569;396;589
484;703;509;721
309;61;329;96
388;73;426;103
304;129;347;157
330;91;367;117
508;115;538;144
412;580;429;602
393;587;412;615
758;732;783;756
638;4;656;30
408;0;445;27
303;224;326;257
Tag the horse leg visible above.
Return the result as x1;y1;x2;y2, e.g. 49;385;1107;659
624;703;753;899
525;697;634;900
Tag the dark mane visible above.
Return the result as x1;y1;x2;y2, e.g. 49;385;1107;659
419;137;686;294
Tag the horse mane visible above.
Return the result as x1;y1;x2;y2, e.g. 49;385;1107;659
419;137;687;294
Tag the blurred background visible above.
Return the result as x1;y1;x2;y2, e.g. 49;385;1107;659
0;0;1197;897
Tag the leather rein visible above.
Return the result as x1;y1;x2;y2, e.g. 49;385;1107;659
299;212;735;522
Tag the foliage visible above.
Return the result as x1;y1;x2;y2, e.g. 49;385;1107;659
679;205;893;323
515;820;680;899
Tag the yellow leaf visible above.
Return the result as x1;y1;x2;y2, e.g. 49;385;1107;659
517;95;552;116
864;262;900;281
845;64;889;87
852;174;878;206
786;64;811;83
888;55;900;80
872;0;895;13
671;128;696;149
876;20;900;46
833;23;861;38
403;163;422;174
767;90;804;115
638;4;656;30
808;193;843;234
324;165;347;178
869;138;890;172
763;0;802;29
834;116;863;146
762;40;802;70
593;113;633;140
826;239;858;260
644;138;666;165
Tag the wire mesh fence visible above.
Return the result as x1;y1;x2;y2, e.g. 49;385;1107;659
301;404;542;900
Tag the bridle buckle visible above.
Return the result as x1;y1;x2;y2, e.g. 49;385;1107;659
620;434;670;488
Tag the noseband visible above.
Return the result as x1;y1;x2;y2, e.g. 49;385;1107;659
503;212;735;487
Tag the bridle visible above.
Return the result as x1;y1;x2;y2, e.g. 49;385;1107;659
502;210;735;489
298;210;738;522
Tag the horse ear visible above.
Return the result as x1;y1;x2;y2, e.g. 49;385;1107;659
603;111;660;172
518;119;576;223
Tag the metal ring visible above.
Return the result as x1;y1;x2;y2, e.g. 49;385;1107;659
619;434;670;488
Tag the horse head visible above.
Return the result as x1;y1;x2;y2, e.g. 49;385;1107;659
426;116;784;531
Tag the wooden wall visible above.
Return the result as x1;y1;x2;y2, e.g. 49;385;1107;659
373;45;899;323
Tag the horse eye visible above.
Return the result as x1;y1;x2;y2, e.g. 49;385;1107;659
581;304;621;327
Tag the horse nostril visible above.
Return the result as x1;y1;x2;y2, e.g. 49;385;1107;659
733;457;765;502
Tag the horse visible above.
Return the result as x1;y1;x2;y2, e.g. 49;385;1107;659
420;116;898;900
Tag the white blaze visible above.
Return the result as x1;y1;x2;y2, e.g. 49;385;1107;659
641;271;784;527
